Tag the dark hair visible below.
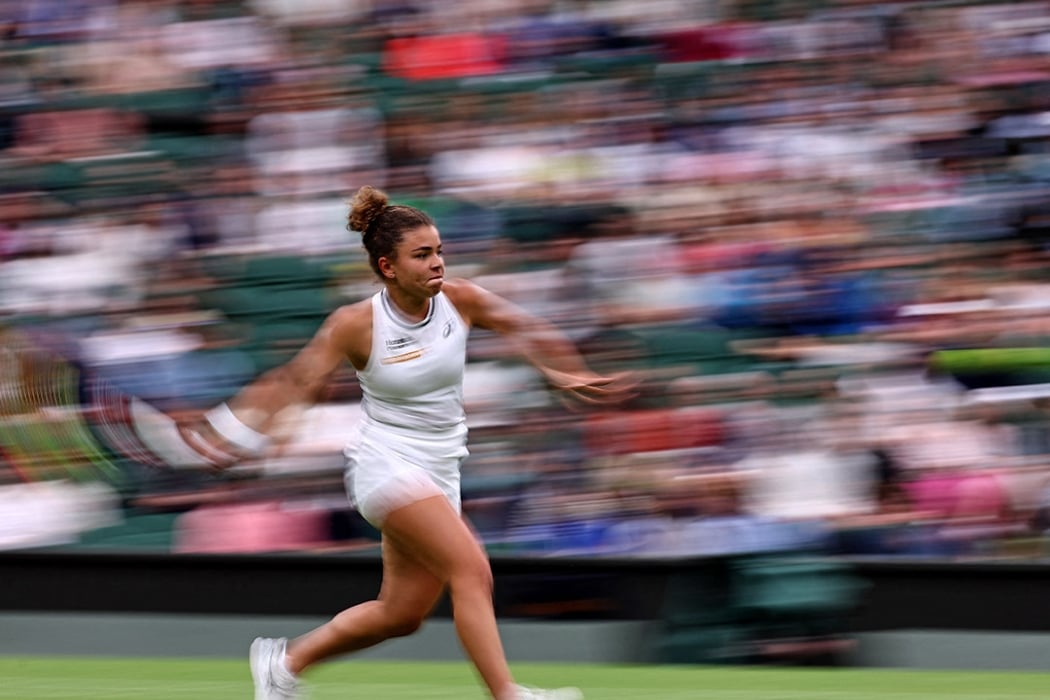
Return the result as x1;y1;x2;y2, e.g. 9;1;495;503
347;185;435;278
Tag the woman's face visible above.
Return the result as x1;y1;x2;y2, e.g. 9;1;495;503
381;224;445;297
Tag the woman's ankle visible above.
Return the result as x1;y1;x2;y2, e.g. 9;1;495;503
496;682;522;700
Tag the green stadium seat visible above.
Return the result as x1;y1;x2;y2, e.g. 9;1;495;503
730;555;865;627
207;285;335;319
76;512;180;552
248;318;322;348
633;325;767;375
240;255;334;287
658;563;754;664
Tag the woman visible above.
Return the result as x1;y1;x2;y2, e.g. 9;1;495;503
185;186;630;700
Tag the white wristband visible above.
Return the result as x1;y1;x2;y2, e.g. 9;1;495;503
205;402;270;454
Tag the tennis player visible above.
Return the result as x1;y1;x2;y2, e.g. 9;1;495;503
171;186;631;700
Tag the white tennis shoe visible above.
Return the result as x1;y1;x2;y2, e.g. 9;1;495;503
513;684;584;700
249;637;303;700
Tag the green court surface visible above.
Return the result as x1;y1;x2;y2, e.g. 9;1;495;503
1;658;1049;699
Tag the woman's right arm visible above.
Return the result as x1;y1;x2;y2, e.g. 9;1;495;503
171;300;372;467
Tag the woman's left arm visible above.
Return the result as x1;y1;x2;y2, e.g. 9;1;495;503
443;278;634;405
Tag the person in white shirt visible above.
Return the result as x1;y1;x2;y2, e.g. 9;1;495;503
165;185;630;700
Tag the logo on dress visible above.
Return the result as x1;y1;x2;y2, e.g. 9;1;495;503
442;321;454;338
386;336;414;351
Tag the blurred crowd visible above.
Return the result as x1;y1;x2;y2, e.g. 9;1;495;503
1;0;1049;559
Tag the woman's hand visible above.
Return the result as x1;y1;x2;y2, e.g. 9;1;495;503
541;368;638;409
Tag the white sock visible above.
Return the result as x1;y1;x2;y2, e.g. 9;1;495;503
272;651;298;684
499;683;524;700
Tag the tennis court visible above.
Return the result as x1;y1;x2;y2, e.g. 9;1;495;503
2;658;1048;699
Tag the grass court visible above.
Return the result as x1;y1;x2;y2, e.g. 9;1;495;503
1;658;1049;699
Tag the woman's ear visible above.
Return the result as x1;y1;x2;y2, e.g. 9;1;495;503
377;256;396;279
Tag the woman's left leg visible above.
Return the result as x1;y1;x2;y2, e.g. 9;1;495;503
380;494;516;699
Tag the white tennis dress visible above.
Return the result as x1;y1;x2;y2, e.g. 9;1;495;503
345;288;470;526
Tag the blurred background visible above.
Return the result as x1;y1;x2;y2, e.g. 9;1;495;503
0;0;1049;570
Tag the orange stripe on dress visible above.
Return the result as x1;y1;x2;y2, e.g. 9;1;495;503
380;349;425;365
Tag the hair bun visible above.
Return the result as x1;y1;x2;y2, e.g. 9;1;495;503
348;185;389;234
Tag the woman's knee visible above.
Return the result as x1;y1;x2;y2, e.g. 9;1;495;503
385;611;427;638
449;555;494;595
330;600;428;639
377;603;429;638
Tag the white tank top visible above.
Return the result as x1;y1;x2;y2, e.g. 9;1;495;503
357;289;469;434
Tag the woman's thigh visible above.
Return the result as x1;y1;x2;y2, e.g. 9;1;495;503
382;494;489;584
378;529;448;620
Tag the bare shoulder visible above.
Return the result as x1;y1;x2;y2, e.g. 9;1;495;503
440;277;486;324
441;276;525;333
322;298;373;369
327;298;373;333
324;298;373;347
441;277;484;303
